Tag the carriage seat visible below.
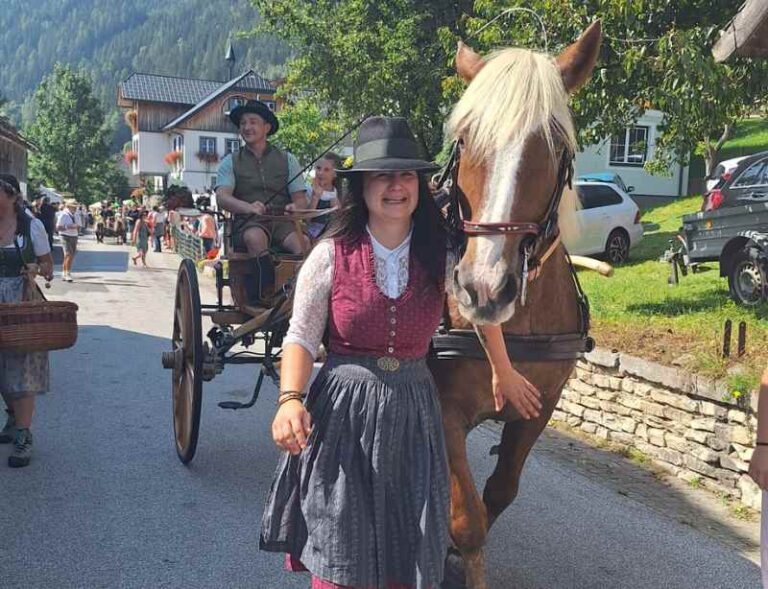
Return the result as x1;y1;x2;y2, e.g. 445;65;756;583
226;247;303;309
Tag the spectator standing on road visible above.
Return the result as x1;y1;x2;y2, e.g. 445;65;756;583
152;206;167;252
55;198;80;282
37;197;56;249
74;205;86;235
126;204;139;237
131;210;150;267
748;365;768;588
0;174;55;468
196;211;217;254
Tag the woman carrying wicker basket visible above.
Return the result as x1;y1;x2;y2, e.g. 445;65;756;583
0;174;54;468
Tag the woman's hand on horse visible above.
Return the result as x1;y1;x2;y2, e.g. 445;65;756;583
492;366;542;419
272;400;313;455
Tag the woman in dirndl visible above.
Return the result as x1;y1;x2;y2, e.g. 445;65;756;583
0;174;54;468
260;117;543;588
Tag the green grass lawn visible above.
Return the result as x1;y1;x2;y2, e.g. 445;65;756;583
578;195;768;392
689;117;768;179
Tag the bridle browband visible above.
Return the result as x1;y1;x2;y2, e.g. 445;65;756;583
440;138;573;241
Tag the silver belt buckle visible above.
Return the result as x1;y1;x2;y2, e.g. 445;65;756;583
376;357;400;372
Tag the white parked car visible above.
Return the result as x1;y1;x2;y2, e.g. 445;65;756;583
563;181;644;264
705;155;749;193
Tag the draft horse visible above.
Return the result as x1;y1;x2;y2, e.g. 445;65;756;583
429;22;602;588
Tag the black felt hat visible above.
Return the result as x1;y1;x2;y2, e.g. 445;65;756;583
337;116;440;175
229;100;279;135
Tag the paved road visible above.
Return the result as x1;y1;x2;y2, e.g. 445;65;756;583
0;236;762;589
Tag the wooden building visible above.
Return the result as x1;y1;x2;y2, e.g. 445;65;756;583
117;70;278;192
0;116;33;196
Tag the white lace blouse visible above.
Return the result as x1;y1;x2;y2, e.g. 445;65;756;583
284;227;453;357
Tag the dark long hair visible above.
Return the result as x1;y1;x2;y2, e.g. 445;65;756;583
324;172;448;286
0;173;30;236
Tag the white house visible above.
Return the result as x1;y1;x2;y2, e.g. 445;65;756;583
575;110;690;197
118;70;280;193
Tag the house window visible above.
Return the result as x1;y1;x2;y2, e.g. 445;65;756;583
199;136;217;155
609;126;649;167
225;96;247;114
172;135;184;153
225;138;241;155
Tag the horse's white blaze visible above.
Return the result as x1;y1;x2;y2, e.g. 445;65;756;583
469;141;525;289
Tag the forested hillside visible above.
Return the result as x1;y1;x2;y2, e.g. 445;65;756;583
0;0;289;149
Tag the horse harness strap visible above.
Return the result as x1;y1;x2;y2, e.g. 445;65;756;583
431;330;594;362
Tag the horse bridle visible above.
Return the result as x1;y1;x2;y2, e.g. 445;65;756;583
437;138;575;306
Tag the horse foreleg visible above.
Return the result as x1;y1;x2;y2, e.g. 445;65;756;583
482;394;560;529
443;408;489;589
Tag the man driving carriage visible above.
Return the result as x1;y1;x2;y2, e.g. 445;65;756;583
215;100;308;303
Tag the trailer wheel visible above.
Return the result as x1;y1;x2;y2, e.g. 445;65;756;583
728;248;767;306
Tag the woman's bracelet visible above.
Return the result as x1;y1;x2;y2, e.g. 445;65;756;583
277;390;305;406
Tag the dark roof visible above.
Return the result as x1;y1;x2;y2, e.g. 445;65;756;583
120;71;274;105
0;117;34;150
163;70;268;130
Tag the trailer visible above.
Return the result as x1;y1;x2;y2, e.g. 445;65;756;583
674;202;768;305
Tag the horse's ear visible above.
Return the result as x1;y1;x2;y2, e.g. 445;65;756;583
554;20;602;93
455;41;485;82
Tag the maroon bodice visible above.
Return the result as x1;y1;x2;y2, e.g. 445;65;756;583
328;235;444;359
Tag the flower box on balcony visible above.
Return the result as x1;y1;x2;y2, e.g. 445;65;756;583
124;150;138;165
196;151;219;164
164;151;183;166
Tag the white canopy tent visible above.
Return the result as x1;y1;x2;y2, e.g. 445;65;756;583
38;186;63;204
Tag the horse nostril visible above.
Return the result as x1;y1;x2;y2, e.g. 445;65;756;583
500;273;517;302
454;268;477;307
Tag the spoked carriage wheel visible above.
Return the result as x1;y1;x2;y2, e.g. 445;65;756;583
166;259;203;464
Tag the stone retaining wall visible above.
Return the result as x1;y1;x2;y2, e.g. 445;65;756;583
553;348;761;509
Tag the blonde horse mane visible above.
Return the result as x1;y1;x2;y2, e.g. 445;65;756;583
447;47;581;238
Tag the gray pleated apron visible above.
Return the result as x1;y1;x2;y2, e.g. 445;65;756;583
260;353;450;588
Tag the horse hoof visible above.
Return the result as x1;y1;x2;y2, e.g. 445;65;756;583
442;548;467;588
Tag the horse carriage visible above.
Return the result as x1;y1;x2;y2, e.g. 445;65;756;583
95;215;126;244
160;207;334;464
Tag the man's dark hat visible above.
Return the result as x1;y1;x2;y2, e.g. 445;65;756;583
338;116;439;175
229;100;279;135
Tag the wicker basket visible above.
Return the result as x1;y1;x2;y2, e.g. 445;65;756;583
0;301;79;353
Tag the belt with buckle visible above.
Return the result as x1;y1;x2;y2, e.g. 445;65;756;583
376;357;400;372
